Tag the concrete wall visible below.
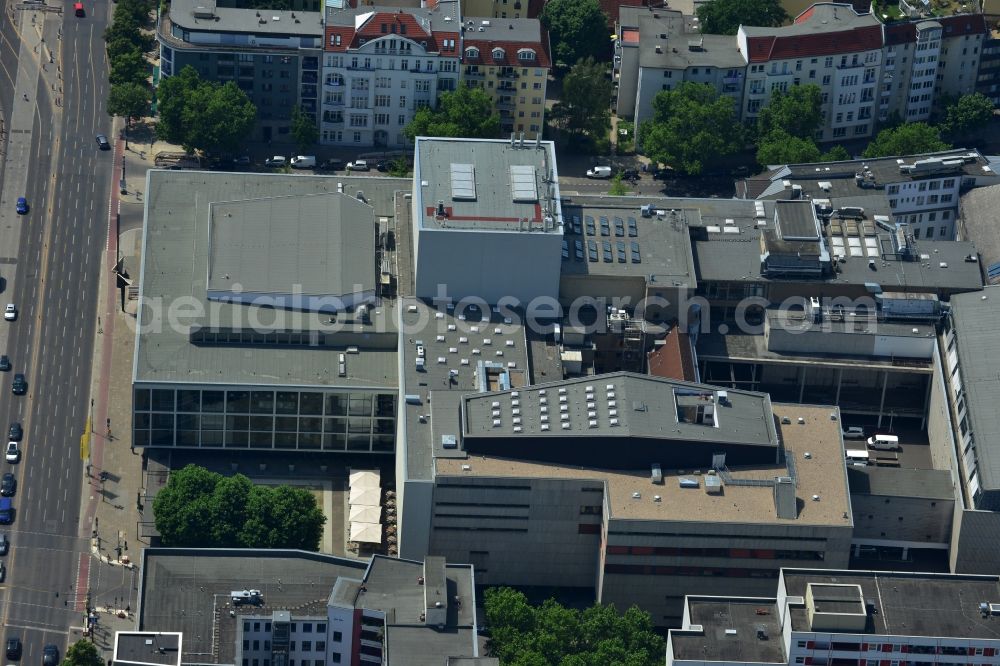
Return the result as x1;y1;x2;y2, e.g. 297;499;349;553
614;43;640;119
950;508;1000;574
766;326;934;359
850;494;953;544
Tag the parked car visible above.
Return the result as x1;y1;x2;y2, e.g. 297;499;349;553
0;499;13;525
8;423;20;441
96;134;110;150
264;156;287;167
290;155;316;168
15;198;27;214
5;636;18;660
375;159;389;172
586;166;612;179
317;158;344;171
42;645;58;666
0;532;9;555
1;473;15;497
11;374;25;395
5;442;18;463
4;304;15;321
0;356;10;372
842;426;866;440
621;168;640;180
234;156;251;166
347;159;369;171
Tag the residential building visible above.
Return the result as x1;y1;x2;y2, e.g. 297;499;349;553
615;7;746;128
460;0;544;20
136;549;485;666
459;18;551;138
976;29;1000;105
881;14;986;124
133;171;407;452
738;4;884;142
410;136;562;304
156;0;324;142
321;4;462;148
740;149;1000;240
667;569;1000;666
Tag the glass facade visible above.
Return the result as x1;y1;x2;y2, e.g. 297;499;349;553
133;385;396;452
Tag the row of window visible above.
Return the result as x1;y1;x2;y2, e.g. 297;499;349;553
242;658;339;666
604;545;825;560
243;621;331;634
135;389;396;418
795;642;996;656
244;640;327;652
888;193;954;207
603;564;780;578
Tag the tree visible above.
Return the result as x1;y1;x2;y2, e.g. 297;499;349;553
109;48;149;86
484;587;665;666
290;106;319;153
403;86;500;141
156;65;200;144
540;0;609;67
640;82;743;175
61;640;103;666
696;0;787;35
108;82;151;124
387;156;411;177
862;122;950;158
182;81;257;154
153;464;325;549
757;84;823;140
941;92;995;138
550;57;612;138
820;145;851;162
756;130;821;166
609;170;629;195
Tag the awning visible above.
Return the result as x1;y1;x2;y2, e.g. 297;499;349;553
349;470;381;490
350;522;382;544
349;504;381;523
349;486;381;507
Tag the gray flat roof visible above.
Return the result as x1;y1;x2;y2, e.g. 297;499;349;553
958;182;1000;272
138;549;368;664
741;3;881;38
413;137;562;233
462;17;544;44
136;171;406;388
207;193;375;297
636;10;746;70
114;633;182;666
766;309;936;338
461;373;778;447
399;297;530;481
670;598;784;663
170;0;324;36
846;467;955;499
560;203;696;284
949;286;1000;502
782;569;1000;638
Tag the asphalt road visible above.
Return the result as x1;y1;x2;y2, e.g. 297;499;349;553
0;0;113;658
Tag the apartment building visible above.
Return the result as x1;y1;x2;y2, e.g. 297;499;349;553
459;18;551;138
976;29;1000;105
156;0;324;141
460;0;543;20
321;4;462;147
881;15;986;124
738;4;884;142
667;569;1000;666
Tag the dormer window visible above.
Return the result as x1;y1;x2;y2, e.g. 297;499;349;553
465;46;480;58
517;48;535;61
331;34;342;46
492;47;505;60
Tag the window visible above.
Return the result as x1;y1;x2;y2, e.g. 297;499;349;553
833;127;846;138
317;624;326;632
333;632;343;643
301;642;312;652
331;656;341;665
399;96;407;108
822;74;831;85
303;623;313;633
927;226;935;238
316;642;326;652
941;226;947;237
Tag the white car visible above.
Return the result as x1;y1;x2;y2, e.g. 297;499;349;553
347;159;370;171
586;166;613;179
3;305;15;322
290;155;316;168
264;156;287;167
5;442;18;463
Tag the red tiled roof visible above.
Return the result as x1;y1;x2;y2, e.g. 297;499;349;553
745;24;882;62
883;21;916;46
326;26;354;52
324;13;459;54
621;27;639;43
647;329;696;383
463;36;552;67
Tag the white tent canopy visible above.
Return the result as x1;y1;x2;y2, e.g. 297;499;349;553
349;470;381;490
349;486;381;507
349;504;381;523
350;521;382;544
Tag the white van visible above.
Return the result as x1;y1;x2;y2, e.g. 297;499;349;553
867;434;899;451
845;449;870;465
290;155;316;168
586;166;612;179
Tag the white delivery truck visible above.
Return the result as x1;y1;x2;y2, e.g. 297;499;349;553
586;166;613;179
867;434;899;451
845;450;870;466
290;155;316;168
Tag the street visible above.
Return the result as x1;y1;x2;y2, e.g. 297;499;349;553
0;0;113;658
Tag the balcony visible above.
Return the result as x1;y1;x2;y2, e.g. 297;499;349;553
325;79;344;88
464;69;484;78
497;69;518;79
497;99;516;110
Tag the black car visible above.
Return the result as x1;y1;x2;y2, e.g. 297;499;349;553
8;423;20;441
316;158;344;171
0;355;9;371
621;168;640;180
0;532;9;555
6;636;21;660
1;474;16;497
375;159;389;172
96;134;110;150
42;645;58;666
11;374;25;395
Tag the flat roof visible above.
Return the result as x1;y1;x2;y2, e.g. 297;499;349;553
958;183;1000;273
560;203;696;284
670;599;784;663
436;403;852;526
635;10;746;70
207;193;375;298
766;309;937;339
169;0;324;36
138;549;368;664
781;569;1000;638
948;286;1000;502
462;373;777;446
846;467;955;499
113;633;182;666
136;171;406;388
413;137;562;233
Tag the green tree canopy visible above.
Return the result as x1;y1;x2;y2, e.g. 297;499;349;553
862;122;951;158
820;145;851;162
290;105;319;152
484;587;665;666
757;84;823;139
109;48;150;87
403;85;500;141
153;464;325;549
550;57;612;138
155;65;200;145
540;0;610;67
107;82;151;123
696;0;788;35
609;170;629;195
156;67;257;154
941;92;995;138
756;130;821;166
640;82;744;175
61;640;103;666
